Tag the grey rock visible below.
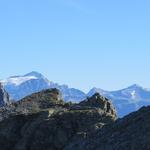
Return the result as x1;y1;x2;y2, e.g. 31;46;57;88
66;106;150;150
0;89;117;150
0;83;10;106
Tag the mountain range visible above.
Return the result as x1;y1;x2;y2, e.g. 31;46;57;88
1;71;150;117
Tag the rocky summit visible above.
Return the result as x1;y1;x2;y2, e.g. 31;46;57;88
1;88;150;150
0;88;65;121
0;88;116;150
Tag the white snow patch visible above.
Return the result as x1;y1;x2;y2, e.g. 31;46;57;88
131;90;136;99
1;76;38;86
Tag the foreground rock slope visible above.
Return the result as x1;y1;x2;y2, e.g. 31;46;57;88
1;88;150;150
66;106;150;150
0;89;116;150
0;83;10;106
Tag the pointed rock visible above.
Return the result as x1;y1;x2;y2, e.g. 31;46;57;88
0;83;10;106
72;93;117;119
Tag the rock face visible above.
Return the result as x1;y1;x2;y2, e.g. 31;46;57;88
65;106;150;150
0;83;10;106
95;106;150;150
78;93;116;117
1;88;150;150
2;71;150;117
0;88;64;121
0;89;117;150
88;84;150;117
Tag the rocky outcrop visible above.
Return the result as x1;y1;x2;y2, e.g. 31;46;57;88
0;88;64;121
1;87;150;150
2;88;150;150
0;89;117;150
77;93;116;118
65;106;150;150
0;83;10;106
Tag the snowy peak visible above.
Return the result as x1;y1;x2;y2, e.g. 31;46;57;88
117;84;150;100
126;84;144;90
1;76;38;86
24;71;44;78
1;71;150;117
0;72;52;100
87;87;108;97
87;84;150;117
1;72;86;102
126;84;150;94
1;71;50;87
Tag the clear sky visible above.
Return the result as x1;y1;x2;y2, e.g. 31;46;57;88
0;0;150;92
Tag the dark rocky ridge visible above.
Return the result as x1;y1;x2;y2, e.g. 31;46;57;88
0;83;10;106
65;106;150;150
1;88;150;150
0;88;116;150
0;88;65;121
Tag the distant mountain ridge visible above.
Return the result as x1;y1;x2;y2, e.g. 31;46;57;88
88;84;150;116
0;71;86;102
1;71;150;117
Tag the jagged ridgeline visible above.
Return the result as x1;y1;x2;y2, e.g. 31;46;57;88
2;72;150;117
0;88;150;150
0;88;116;150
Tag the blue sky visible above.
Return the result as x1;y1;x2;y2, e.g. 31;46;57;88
0;0;150;92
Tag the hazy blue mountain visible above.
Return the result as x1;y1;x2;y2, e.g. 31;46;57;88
1;71;150;117
1;71;86;102
88;84;150;117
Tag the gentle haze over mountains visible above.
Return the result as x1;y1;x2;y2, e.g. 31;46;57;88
0;0;150;91
1;71;150;117
1;1;150;149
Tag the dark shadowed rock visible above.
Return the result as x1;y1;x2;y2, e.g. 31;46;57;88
65;106;150;150
0;83;10;106
2;89;150;150
0;88;64;121
77;93;116;118
0;89;117;150
0;88;150;150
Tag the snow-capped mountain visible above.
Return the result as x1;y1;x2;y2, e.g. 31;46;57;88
1;71;150;117
0;71;86;102
87;87;109;97
1;72;52;100
88;84;150;117
55;85;86;102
